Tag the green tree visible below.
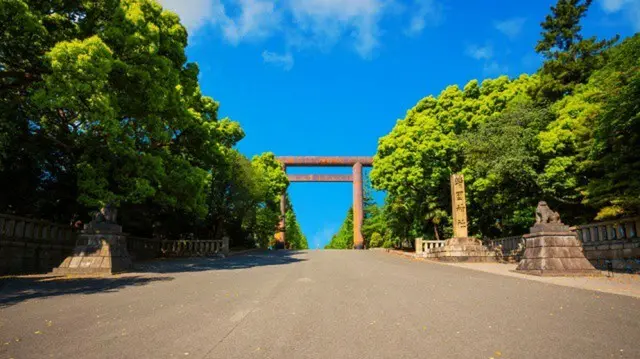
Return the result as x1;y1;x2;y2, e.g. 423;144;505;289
325;207;353;249
538;34;640;219
0;0;304;248
1;0;239;224
533;0;617;102
586;35;640;217
463;102;554;236
371;75;537;241
369;232;383;248
285;204;308;250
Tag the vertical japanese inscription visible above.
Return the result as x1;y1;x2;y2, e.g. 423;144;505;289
451;174;468;238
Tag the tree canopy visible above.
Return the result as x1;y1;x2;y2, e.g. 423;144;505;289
0;0;297;248
334;0;640;247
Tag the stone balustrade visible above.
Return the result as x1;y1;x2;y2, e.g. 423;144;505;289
0;214;77;275
574;217;640;271
1;212;233;274
414;238;446;255
127;237;230;259
488;235;525;262
161;238;229;257
573;217;639;244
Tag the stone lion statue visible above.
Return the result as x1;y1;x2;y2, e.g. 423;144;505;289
93;204;118;224
535;201;561;224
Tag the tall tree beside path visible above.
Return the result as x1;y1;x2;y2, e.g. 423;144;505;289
1;0;239;221
371;75;537;240
0;0;299;248
533;0;618;103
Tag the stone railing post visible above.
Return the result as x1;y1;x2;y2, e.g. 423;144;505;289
222;236;230;255
415;238;423;254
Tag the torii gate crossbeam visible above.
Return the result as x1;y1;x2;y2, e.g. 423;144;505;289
276;156;373;250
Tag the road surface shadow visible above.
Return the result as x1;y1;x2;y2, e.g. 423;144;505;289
133;250;306;274
0;275;173;308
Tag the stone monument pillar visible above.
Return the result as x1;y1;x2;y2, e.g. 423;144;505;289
423;174;495;262
516;201;600;276
54;205;132;275
451;173;468;238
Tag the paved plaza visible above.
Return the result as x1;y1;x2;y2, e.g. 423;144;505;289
1;250;639;358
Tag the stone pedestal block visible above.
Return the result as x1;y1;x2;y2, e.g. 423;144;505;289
424;237;496;262
515;232;600;276
53;223;131;275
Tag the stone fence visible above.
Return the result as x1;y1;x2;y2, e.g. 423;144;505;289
0;214;77;275
489;217;640;271
414;238;446;255
575;217;640;270
1;213;231;275
487;236;525;262
127;237;230;259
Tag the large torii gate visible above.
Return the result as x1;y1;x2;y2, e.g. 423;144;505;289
275;156;373;250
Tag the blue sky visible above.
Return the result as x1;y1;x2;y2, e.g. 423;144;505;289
159;0;639;249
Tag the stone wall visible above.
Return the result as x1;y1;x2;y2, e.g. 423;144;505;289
487;236;525;263
0;214;77;275
1;214;231;275
575;217;640;272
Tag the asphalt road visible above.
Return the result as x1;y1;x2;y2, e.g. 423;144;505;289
1;250;639;359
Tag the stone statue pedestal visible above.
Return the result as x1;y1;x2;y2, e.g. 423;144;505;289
516;228;600;276
424;237;496;262
53;222;132;275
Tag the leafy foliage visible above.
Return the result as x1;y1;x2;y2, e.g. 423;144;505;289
285;204;308;250
533;0;617;102
325;208;354;249
371;75;537;240
539;34;640;219
0;0;295;248
368;0;639;243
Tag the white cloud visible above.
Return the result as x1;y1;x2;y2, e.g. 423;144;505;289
600;0;640;31
404;0;444;36
494;17;526;39
262;50;294;70
159;0;280;43
158;0;216;31
465;43;508;77
465;43;493;60
288;0;387;58
601;0;633;12
159;0;445;59
220;0;280;44
483;61;508;76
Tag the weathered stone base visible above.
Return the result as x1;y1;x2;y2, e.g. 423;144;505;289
516;232;601;277
424;237;496;262
53;231;131;275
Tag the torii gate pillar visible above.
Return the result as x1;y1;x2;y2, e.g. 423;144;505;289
352;162;364;249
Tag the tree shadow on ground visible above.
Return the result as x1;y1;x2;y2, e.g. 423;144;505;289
0;251;305;308
133;250;307;274
0;275;173;308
